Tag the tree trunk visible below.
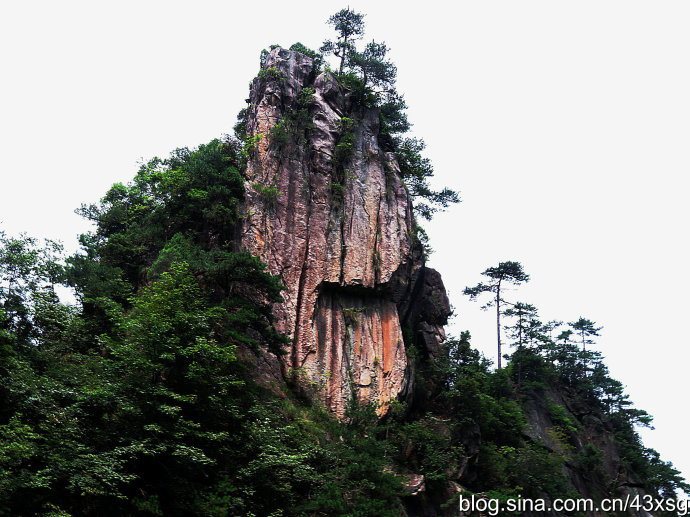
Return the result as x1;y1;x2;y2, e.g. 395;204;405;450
339;37;348;75
496;280;502;369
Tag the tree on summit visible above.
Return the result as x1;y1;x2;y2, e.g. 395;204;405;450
320;8;365;75
349;40;397;93
317;8;460;225
464;262;529;369
320;8;396;96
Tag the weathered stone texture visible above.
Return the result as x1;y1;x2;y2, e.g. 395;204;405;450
241;47;450;416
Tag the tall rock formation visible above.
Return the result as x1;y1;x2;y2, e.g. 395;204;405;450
240;48;451;416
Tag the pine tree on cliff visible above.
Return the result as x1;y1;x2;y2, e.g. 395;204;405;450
569;316;602;352
464;262;529;369
503;301;538;350
319;8;365;75
318;8;460;223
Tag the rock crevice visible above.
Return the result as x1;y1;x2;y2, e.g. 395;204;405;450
241;47;450;416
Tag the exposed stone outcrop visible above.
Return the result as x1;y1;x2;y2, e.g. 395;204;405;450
516;388;655;517
400;386;659;517
240;47;450;416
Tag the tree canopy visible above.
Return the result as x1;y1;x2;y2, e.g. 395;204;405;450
569;316;602;351
0;8;686;516
320;8;365;74
464;261;530;368
316;8;459;222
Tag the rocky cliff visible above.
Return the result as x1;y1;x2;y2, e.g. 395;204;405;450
235;49;673;517
519;388;655;517
401;384;659;517
240;47;450;416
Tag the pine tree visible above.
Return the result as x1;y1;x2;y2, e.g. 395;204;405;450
320;8;365;75
569;317;602;352
464;262;529;369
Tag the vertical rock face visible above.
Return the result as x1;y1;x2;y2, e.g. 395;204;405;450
240;48;450;416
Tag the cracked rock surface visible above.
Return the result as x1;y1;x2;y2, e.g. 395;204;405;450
241;48;451;416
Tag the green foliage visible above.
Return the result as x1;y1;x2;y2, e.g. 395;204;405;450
233;107;248;139
330;182;345;205
289;42;323;67
0;134;412;516
641;448;690;499
320;8;365;74
0;136;304;515
574;444;605;476
464;262;530;304
329;116;357;207
407;223;432;258
0;12;686;516
1;194;686;517
463;261;689;501
268;86;315;148
433;324;689;506
242;132;264;161
349;40;397;93
478;443;572;500
252;182;281;208
378;91;410;149
547;400;578;435
395;137;460;220
464;262;530;369
502;301;538;350
332;116;357;171
336;72;378;110
388;415;464;489
507;347;555;390
257;66;284;83
0;233;65;346
434;335;574;502
318;8;459;221
341;306;365;329
569;316;602;351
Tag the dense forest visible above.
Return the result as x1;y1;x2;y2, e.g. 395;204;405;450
1;9;687;517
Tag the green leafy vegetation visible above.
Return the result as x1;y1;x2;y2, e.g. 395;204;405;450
459;262;689;506
268;86;315;148
0;8;686;517
464;261;530;369
257;66;284;84
252;181;281;208
289;42;323;67
0;139;411;516
318;8;459;222
243;8;459;226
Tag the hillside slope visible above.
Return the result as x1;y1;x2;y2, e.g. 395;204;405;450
0;42;686;517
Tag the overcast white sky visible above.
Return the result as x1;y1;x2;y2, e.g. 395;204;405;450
2;0;688;488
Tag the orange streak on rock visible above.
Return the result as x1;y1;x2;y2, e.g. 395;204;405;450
240;48;450;418
354;324;361;357
381;305;396;373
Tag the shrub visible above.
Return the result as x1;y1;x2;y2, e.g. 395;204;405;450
258;66;284;82
252;182;281;208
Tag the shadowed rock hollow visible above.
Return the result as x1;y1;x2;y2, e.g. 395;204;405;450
240;47;451;416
